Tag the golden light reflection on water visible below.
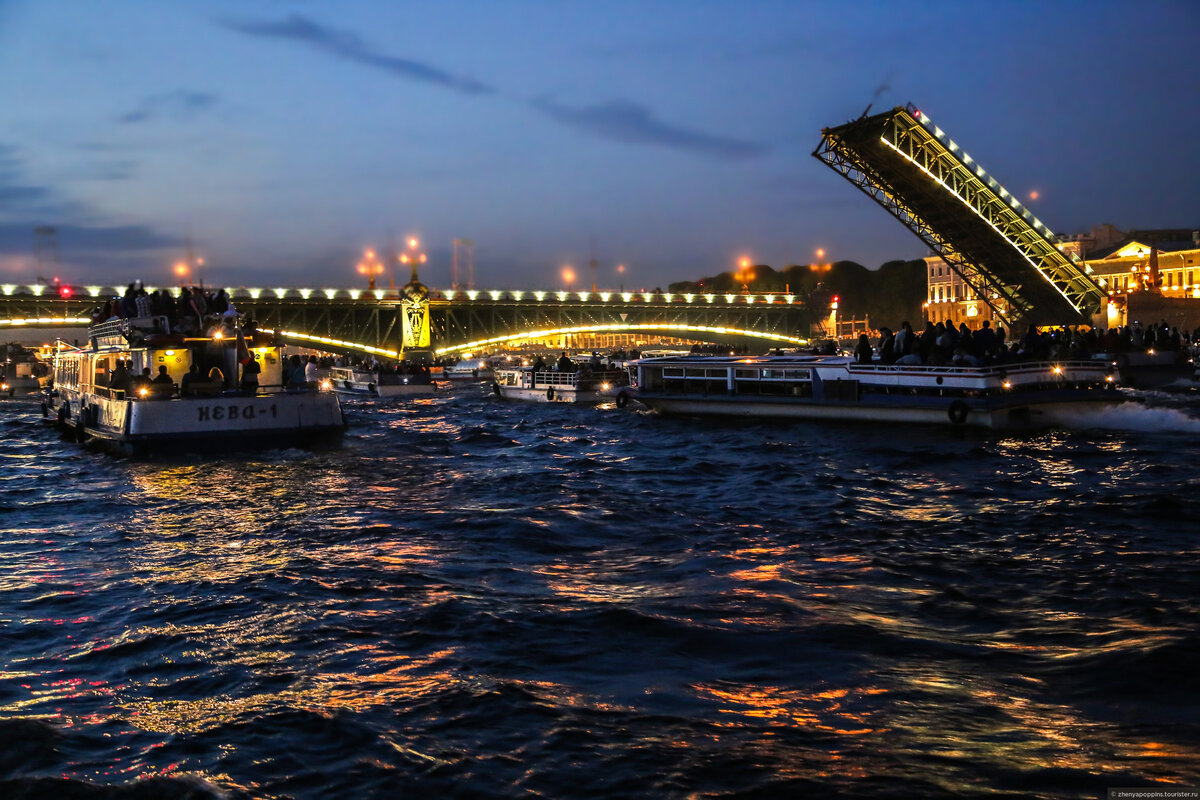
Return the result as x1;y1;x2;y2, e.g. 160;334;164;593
879;662;1200;789
125;648;460;736
692;681;886;736
533;556;686;604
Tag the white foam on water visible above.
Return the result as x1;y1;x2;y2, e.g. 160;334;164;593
1044;401;1200;434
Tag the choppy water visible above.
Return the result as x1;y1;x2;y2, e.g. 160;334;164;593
2;384;1199;799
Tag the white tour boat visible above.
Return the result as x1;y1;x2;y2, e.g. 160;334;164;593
326;365;436;398
444;357;496;381
623;353;1125;429
492;366;630;404
44;316;346;455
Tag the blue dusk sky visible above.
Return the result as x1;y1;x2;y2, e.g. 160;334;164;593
1;0;1197;291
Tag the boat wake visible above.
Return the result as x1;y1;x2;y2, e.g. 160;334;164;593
1047;401;1200;433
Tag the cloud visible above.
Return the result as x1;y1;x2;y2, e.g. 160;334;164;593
221;14;493;95
530;97;769;160
0;144;73;219
119;90;219;124
0;142;176;269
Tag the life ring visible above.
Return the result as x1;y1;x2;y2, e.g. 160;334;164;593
947;400;969;425
546;387;555;401
616;391;630;409
492;382;501;398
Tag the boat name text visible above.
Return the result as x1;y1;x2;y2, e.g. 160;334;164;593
196;403;278;422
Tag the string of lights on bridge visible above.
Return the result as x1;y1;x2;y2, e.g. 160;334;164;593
0;283;803;306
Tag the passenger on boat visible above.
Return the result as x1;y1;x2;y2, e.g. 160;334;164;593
854;334;873;364
304;355;319;385
285;355;305;387
152;366;174;386
240;353;261;394
556;352;575;372
180;364;202;395
878;328;896;364
532;355;547;373
208;367;225;390
110;360;131;394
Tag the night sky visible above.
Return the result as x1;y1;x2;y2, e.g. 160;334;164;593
1;0;1197;291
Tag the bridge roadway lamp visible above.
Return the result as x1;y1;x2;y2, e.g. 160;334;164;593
358;249;384;290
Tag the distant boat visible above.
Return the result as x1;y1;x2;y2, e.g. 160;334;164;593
327;365;435;398
624;353;1125;429
492;366;629;404
444;357;496;381
43;315;346;455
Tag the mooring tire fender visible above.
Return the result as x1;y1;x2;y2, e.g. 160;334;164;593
546;388;555;401
616;391;629;409
948;400;969;425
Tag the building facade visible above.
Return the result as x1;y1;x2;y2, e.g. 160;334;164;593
925;225;1200;330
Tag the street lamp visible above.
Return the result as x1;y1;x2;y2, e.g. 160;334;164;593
735;256;753;293
562;266;575;291
358;248;384;290
398;237;427;287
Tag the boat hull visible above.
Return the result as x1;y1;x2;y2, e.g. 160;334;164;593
494;385;614;403
331;383;435;398
630;392;1120;430
48;388;346;455
628;354;1125;430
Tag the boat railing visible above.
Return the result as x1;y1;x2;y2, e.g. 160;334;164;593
848;358;1111;376
532;369;628;388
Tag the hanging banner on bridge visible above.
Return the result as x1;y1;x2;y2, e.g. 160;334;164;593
402;297;430;349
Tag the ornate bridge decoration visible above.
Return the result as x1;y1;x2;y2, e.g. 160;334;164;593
1;284;810;358
814;104;1108;326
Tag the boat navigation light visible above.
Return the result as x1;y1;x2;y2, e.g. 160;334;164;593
319;379;333;391
601;382;610;391
1002;380;1012;390
213;330;224;341
138;387;149;398
1052;366;1063;375
1105;375;1115;383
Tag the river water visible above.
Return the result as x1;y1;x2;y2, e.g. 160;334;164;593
1;383;1198;799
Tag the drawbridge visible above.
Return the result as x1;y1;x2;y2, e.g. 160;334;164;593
814;104;1108;326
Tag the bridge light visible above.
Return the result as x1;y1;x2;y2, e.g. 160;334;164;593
58;284;73;299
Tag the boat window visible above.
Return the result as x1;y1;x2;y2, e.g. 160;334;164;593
761;368;811;380
683;367;730;379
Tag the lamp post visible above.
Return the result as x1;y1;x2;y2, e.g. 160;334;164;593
398;237;427;287
735;256;753;293
358;249;384;290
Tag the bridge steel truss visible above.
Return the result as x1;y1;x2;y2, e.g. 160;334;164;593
1;293;809;355
429;296;808;351
814;104;1108;326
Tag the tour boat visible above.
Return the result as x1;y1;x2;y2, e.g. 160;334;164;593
622;353;1125;429
491;366;630;404
326;365;436;398
43;315;346;455
444;357;496;380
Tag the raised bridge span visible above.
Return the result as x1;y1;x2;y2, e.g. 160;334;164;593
815;104;1109;327
0;284;809;358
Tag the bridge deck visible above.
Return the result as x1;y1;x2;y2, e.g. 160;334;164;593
814;105;1107;325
